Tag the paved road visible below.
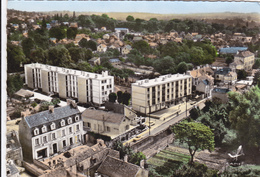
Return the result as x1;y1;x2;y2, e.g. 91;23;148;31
140;99;206;137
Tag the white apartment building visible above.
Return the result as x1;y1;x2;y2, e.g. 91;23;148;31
132;73;192;114
24;63;114;105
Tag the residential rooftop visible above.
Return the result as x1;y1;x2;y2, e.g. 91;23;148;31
132;73;192;88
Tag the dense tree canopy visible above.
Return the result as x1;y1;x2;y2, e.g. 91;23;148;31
228;86;260;151
47;45;72;67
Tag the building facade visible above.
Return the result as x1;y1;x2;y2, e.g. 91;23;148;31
24;63;114;105
19;103;85;162
131;73;192;114
231;51;255;71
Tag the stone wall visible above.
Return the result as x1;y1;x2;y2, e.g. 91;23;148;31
129;128;174;158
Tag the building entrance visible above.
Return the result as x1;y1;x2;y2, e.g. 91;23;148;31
37;148;47;159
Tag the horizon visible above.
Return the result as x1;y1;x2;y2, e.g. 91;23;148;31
7;1;260;14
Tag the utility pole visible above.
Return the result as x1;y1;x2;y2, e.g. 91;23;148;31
149;106;151;136
186;97;187;118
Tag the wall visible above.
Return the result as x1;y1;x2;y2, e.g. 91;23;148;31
19;118;33;162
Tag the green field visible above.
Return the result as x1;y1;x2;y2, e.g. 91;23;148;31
147;149;190;177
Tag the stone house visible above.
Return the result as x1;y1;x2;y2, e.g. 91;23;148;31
97;44;107;53
214;68;232;82
97;155;149;177
230;51;255;71
88;57;101;66
82;106;138;139
223;71;237;84
19;102;85;162
122;45;132;55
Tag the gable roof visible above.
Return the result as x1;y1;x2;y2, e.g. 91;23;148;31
97;155;141;177
81;109;124;124
24;104;80;128
219;47;248;54
235;51;254;58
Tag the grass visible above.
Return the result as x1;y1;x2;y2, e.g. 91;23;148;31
147;149;190;167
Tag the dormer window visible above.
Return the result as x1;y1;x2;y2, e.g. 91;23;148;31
60;119;65;127
42;125;47;133
34;128;39;136
50;123;56;130
75;115;80;122
68;117;72;124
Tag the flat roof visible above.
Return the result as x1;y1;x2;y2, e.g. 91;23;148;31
25;63;113;80
132;73;192;88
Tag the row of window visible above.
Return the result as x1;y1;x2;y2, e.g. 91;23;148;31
33;115;80;136
34;124;81;145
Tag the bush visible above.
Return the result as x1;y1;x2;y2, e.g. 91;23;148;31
31;102;37;108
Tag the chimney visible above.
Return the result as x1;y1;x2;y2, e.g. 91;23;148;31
49;105;54;113
124;155;128;162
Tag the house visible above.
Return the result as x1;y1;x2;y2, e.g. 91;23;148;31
224;71;237;84
69;22;78;28
230;51;255;71
101;27;107;31
97;155;149;177
88;57;101;66
133;36;143;42
6;131;23;166
132;73;192;114
6;160;20;177
62;22;69;26
148;42;158;49
49;38;56;43
14;89;34;101
50;20;59;27
46;23;51;30
214;68;232;82
102;33;110;40
24;63;114;105
82;106;138;139
115;28;129;39
19;102;85;162
109;58;121;65
122;45;132;55
23;139;120;177
32;24;40;30
97;44;107;53
211;87;230;103
75;34;90;45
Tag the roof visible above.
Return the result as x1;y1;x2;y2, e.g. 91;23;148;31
132;73;192;88
213;88;230;93
214;68;231;75
15;89;34;98
24;104;80;128
89;57;100;62
219;47;248;54
81;109;124;124
6;161;19;175
115;28;129;31
97;155;141;177
109;58;120;63
235;51;254;58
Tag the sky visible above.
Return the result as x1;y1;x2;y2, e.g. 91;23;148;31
6;1;260;14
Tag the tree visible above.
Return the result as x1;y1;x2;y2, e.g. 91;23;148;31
237;69;247;80
7;42;27;73
177;62;188;74
77;60;93;72
68;47;92;62
108;92;117;103
30;48;47;63
117;91;123;104
79;39;97;51
253;59;260;69
7;74;24;99
122;91;131;105
172;121;215;163
132;40;150;54
47;45;72;67
49;26;66;41
126;15;135;22
21;37;35;58
129;152;146;166
228;86;260;151
67;27;78;39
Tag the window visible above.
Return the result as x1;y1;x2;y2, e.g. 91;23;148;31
76;124;80;131
50;123;56;130
63;140;66;147
52;133;56;140
107;126;110;132
60;119;65;126
34;128;39;136
75;115;80;121
42;126;47;133
35;138;39;145
69;127;72;133
62;129;66;136
68;117;72;124
77;135;80;142
43;136;47;143
87;122;91;128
